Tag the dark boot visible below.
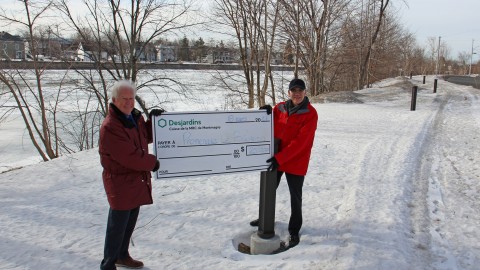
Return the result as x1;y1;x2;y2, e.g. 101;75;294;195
249;219;259;226
288;234;300;248
115;256;144;269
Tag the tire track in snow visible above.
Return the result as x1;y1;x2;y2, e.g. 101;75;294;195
424;89;459;270
331;90;443;269
409;91;451;270
426;85;480;270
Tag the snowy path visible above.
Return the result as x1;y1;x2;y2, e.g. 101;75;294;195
0;76;479;269
311;82;438;269
295;77;480;269
424;84;480;270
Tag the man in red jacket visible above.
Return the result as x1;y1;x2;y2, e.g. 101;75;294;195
99;80;163;270
251;78;318;248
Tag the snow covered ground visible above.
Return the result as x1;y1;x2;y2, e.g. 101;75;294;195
1;75;479;269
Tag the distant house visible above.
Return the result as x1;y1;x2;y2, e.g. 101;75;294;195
157;45;176;62
203;48;237;64
63;42;84;61
35;37;79;61
36;37;70;60
136;43;157;62
82;42;110;62
81;43;95;62
270;51;283;65
0;31;25;60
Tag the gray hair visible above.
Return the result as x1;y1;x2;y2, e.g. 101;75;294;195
110;80;136;100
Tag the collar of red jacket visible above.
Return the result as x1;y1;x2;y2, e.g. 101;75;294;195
279;97;310;115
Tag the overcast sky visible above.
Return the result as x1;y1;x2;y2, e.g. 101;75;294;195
398;0;480;59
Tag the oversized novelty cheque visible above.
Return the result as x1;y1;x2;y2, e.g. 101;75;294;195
153;110;273;179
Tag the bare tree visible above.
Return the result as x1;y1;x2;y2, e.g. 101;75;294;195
0;0;64;161
278;0;327;96
396;32;418;76
56;0;200;116
278;0;354;95
422;36;450;75
0;87;15;126
363;11;414;80
457;51;470;75
59;87;103;152
333;0;397;90
357;0;390;89
438;40;450;74
214;0;280;108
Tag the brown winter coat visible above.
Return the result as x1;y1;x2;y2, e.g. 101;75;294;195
99;103;157;210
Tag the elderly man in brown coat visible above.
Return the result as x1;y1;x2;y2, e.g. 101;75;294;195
99;80;163;270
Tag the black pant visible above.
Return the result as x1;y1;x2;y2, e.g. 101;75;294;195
100;207;140;270
277;171;305;236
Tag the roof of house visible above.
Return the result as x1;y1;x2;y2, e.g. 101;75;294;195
0;31;23;42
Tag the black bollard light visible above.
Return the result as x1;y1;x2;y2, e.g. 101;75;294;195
423;76;426;84
411;86;418;111
257;139;279;239
257;170;277;239
434;79;438;93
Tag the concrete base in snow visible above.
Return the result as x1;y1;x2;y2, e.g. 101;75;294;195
250;233;281;255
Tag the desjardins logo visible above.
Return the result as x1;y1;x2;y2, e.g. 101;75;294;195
158;118;202;128
158;118;167;128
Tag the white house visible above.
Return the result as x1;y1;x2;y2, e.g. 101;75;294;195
157;45;176;62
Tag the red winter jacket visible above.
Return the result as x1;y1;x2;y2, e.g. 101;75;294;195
99;104;157;210
273;98;318;176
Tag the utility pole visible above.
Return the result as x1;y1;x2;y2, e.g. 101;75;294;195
469;39;475;75
435;36;441;76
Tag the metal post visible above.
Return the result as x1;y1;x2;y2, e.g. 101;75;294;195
423;76;426;84
410;72;413;79
257;139;279;239
469;39;475;75
434;79;438;93
436;36;441;76
411;86;418;111
257;171;277;239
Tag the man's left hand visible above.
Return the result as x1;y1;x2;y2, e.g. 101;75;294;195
149;108;165;120
259;104;272;115
152;160;160;172
266;157;279;171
